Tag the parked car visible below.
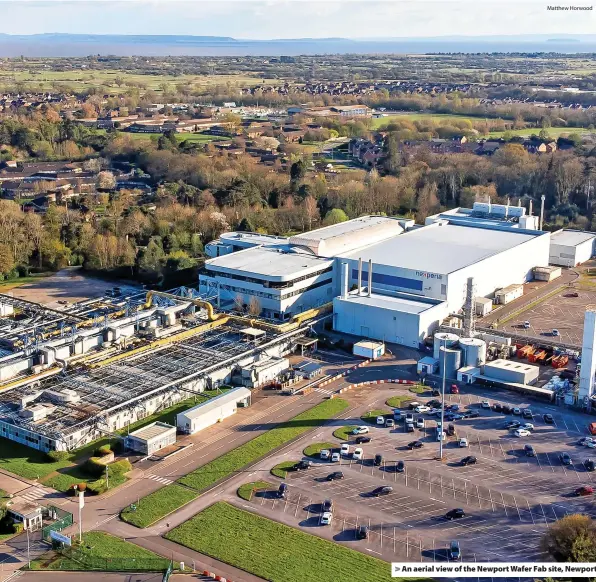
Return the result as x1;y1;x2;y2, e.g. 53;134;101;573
445;508;465;520
461;456;477;466
465;411;480;419
353;447;364;460
437;431;446;441
322;499;333;511
356;525;369;540
553;329;560;337
512;407;522;415
522;409;533;419
376;416;385;426
447;424;456;436
405;423;415;432
450;384;459;394
355;436;371;444
481;400;491;409
492;403;503;412
428;400;442;408
560;452;573;466
578;437;594;446
295;460;312;470
502;405;513;414
408;440;424;449
415;405;431;413
575;486;594;496
393;410;402;420
522;320;530;329
584;459;595;472
405;413;414;423
278;483;287;499
409;401;421;410
459;438;469;448
416;417;425;429
374;454;383;466
514;429;531;437
543;414;554;424
521;423;534;431
371;486;393;497
352;426;369;435
320;449;331;460
432;389;441;396
340;443;350;456
320;511;333;525
331;452;341;462
386;419;395;428
448;541;461;561
327;471;344;481
507;420;521;429
524;445;536;457
396;460;405;472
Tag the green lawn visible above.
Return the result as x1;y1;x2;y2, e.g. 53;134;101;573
28;531;170;571
386;395;413;408
332;425;358;440
42;466;127;494
270;461;297;479
0;274;50;292
166;502;399;582
409;385;425;394
237;481;274;501
0;439;71;480
303;442;336;458
122;398;349;527
371;112;478;129
360;409;393;425
488;127;591;138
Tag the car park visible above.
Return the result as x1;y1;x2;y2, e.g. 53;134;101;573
320;511;333;525
461;456;477;466
449;541;461;561
386;418;395;428
544;414;554;424
560;452;573;466
416;417;425;429
521;423;534;431
524;445;536;457
396;460;405;472
514;429;531;437
340;443;350;456
355;436;371;444
522;409;533;419
331;452;341;462
320;449;330;460
327;471;344;481
353;447;364;460
445;508;465;520
295;460;312;470
408;440;424;449
278;483;288;498
372;486;393;497
575;486;594;496
459;438;469;448
356;526;369;540
376;416;385;425
481;401;491;409
584;459;595;472
374;454;383;466
352;426;369;435
415;405;431;413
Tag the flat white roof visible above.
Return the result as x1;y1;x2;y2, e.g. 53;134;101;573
219;232;289;247
354;340;384;349
178;387;251;421
336;291;446;315
129;421;176;441
551;229;596;247
484;359;538;372
340;223;542;275
205;247;332;282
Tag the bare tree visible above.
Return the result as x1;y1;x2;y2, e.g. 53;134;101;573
248;296;261;316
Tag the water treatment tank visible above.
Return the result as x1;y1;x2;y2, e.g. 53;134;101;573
433;332;460;359
438;347;461;379
459;337;487;368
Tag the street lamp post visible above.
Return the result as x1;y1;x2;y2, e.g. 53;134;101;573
439;338;447;460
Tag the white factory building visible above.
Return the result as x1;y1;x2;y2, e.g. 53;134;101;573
202;213;551;348
549;230;596;267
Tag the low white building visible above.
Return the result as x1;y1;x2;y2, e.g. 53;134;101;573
240;357;289;388
549;230;596;267
125;421;177;455
176;387;251;435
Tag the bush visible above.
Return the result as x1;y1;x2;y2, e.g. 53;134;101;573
68;482;87;496
46;451;69;463
95;445;111;456
87;478;108;496
108;459;132;475
85;456;109;477
12;522;24;534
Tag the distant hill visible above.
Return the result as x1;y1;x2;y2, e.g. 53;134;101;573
0;33;595;56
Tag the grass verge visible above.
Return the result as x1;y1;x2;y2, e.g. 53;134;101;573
386;395;413;408
360;409;393;424
166;502;399;582
121;398;349;527
409;385;425;394
332;425;358;440
303;442;336;458
28;531;170;571
271;461;297;479
237;481;274;501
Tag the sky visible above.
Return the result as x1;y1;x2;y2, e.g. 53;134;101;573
0;0;594;38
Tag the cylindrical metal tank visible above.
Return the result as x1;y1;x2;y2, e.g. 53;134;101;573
433;332;459;359
459;337;487;368
438;347;461;379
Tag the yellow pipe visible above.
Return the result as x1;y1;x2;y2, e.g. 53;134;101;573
0;366;62;392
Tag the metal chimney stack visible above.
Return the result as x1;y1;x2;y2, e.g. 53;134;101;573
368;260;373;297
340;263;348;299
357;258;362;295
540;195;545;230
529;199;533;216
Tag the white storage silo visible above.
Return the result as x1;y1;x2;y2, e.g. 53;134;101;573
459;337;487;368
438;347;461;379
433;332;459;359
